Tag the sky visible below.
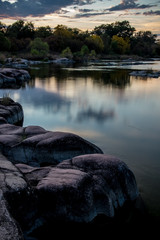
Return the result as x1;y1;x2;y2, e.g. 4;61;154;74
0;0;160;34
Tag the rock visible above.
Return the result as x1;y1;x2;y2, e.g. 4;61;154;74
16;154;139;225
129;70;160;78
0;98;142;238
0;68;30;87
0;190;24;240
0;124;103;166
0;153;30;240
0;98;24;126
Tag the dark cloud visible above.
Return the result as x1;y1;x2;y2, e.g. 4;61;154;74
74;8;111;18
109;0;156;11
0;0;95;18
143;10;160;15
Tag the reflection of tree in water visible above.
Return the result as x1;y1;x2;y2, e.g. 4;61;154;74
27;64;131;89
53;68;130;89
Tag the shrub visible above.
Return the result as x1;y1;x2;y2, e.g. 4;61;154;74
30;38;49;58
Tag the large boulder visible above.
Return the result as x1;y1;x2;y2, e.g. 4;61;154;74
0;190;24;240
0;68;30;88
0;124;103;166
16;154;139;225
0;153;29;240
0;97;24;126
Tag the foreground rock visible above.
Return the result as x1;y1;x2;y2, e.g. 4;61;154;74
0;98;143;239
16;154;138;223
0;68;30;88
0;124;103;166
0;153;28;240
0;97;24;126
14;153;139;238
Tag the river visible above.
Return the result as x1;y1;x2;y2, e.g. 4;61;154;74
1;59;160;221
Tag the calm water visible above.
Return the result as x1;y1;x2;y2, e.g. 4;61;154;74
1;60;160;219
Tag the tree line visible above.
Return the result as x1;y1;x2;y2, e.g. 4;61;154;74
0;20;160;60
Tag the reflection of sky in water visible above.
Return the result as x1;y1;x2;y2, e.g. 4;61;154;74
0;61;160;217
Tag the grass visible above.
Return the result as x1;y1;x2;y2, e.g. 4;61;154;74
0;92;11;106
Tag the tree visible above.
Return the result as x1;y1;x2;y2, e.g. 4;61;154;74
131;31;157;56
30;38;49;58
61;47;73;59
6;20;34;39
94;21;135;39
86;35;104;53
81;45;89;56
111;35;130;54
0;32;11;51
114;21;135;39
35;26;53;38
0;21;7;33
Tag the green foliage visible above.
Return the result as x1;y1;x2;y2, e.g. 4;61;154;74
81;45;89;56
0;20;159;58
35;26;53;38
0;93;11;106
93;21;135;39
0;32;11;51
6;20;34;39
61;47;73;59
89;50;96;59
86;34;104;53
111;35;130;54
30;38;49;58
131;31;157;57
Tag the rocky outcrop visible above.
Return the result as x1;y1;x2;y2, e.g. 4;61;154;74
0;97;24;126
0;152;141;239
0;190;24;240
0;153;28;240
0;98;142;239
16;154;138;223
0;68;30;88
0;124;103;166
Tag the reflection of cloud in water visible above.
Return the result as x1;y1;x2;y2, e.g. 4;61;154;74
76;107;115;123
19;87;70;113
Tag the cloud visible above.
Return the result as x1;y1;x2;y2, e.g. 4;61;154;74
108;0;156;11
0;0;95;18
76;107;115;123
143;10;160;15
74;8;111;18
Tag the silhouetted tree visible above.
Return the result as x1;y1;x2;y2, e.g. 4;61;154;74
0;32;11;51
6;20;34;39
35;26;53;38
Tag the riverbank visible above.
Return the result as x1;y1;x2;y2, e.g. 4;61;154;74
1;51;159;67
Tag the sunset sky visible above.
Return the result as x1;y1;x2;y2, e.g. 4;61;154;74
0;0;160;34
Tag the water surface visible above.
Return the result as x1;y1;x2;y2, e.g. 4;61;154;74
1;60;160;219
